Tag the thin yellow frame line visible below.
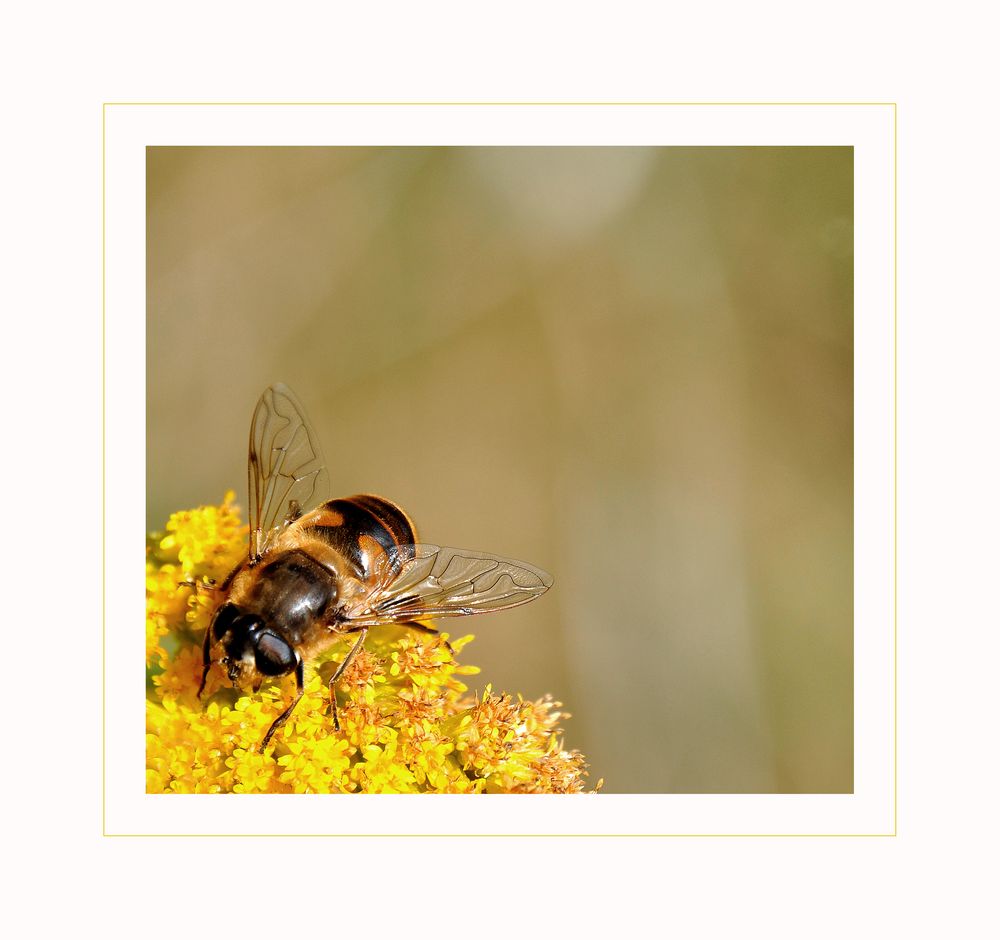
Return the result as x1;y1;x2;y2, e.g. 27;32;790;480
103;832;895;838
101;101;107;838
893;103;898;837
104;100;895;107
110;102;894;836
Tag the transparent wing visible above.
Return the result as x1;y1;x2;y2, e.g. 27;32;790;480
247;383;329;561
340;544;553;626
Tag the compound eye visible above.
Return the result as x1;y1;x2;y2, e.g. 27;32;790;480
222;613;263;661
254;632;296;677
212;603;241;640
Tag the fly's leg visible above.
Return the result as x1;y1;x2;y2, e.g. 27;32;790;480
260;655;305;752
327;627;369;731
403;621;453;654
177;576;218;593
187;576;228;700
197;621;213;699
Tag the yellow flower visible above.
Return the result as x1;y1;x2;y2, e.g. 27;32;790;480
157;489;246;574
146;495;598;794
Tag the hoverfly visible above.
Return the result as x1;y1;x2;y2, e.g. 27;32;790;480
197;383;552;751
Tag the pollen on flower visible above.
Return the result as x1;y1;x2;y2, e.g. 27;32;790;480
146;495;598;794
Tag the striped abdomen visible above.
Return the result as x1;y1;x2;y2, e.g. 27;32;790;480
297;494;418;581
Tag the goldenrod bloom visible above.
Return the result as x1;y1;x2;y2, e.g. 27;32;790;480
146;495;598;794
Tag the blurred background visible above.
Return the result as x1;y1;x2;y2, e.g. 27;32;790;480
147;146;852;793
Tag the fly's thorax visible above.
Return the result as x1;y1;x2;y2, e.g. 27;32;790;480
240;549;338;642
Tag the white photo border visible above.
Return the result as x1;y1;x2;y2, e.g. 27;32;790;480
105;102;895;836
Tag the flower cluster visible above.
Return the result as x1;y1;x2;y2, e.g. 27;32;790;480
146;495;597;794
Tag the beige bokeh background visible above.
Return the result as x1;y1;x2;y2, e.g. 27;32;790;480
147;146;852;793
